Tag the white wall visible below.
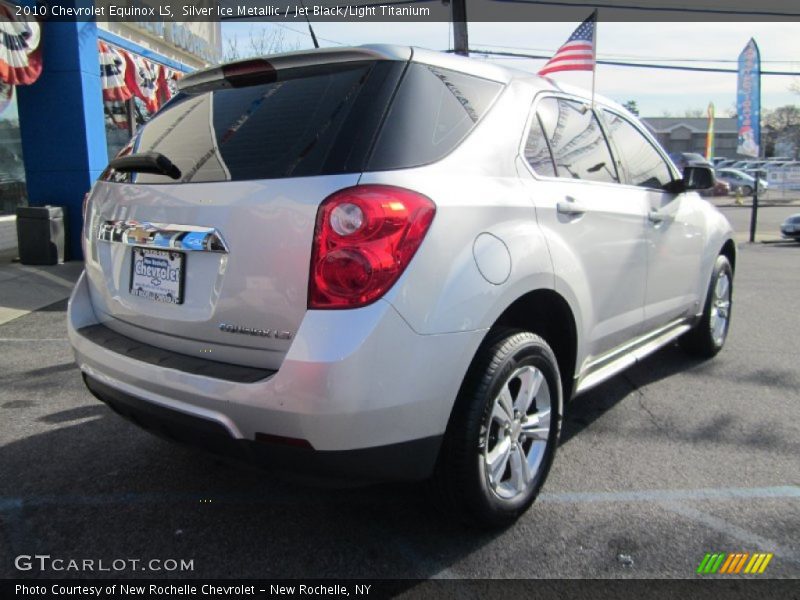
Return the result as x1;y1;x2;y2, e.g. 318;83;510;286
0;216;17;253
98;21;222;69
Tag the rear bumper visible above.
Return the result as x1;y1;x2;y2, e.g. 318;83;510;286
68;271;487;480
84;374;441;481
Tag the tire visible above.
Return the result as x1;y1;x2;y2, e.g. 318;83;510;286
433;329;562;528
741;185;753;196
679;254;733;358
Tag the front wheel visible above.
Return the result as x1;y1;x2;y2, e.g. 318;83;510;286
740;185;753;196
679;254;733;357
433;330;562;528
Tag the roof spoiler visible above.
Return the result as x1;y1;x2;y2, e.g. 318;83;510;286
178;46;412;93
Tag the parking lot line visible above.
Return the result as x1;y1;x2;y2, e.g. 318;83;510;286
663;502;800;563
0;338;69;342
538;485;800;504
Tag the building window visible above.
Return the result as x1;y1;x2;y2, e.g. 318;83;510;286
0;86;27;216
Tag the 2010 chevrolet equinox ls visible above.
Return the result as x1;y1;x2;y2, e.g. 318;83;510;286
69;45;735;526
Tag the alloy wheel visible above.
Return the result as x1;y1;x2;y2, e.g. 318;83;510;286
481;365;552;501
710;271;731;346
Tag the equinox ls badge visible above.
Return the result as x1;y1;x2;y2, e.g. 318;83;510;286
219;323;294;340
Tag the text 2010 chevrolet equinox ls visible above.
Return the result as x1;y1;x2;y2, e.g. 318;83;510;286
69;45;735;526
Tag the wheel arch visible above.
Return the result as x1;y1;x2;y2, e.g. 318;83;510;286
720;238;737;274
487;289;579;400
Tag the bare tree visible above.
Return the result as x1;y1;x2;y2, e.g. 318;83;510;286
683;108;705;118
762;105;800;158
224;26;299;62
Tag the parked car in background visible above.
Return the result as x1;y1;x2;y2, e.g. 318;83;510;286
700;178;731;197
780;214;800;241
68;45;736;527
715;168;768;195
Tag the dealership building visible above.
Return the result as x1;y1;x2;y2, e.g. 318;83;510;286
0;10;221;258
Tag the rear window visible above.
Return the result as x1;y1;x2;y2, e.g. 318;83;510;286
103;60;503;184
104;61;404;184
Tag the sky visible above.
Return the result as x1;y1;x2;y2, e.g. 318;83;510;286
221;21;799;117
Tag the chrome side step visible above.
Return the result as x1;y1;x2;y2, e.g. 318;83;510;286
574;319;693;396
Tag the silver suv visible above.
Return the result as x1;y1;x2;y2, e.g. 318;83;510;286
69;45;735;527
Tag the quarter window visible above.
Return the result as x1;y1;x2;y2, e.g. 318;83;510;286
368;64;504;171
536;98;618;184
602;111;674;189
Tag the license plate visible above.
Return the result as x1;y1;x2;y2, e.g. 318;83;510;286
129;248;185;305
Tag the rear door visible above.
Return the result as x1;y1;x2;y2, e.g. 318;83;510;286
84;59;405;370
519;96;649;362
600;109;705;332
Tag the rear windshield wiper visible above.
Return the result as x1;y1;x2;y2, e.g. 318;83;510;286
108;151;182;180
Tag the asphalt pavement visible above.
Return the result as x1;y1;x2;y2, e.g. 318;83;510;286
0;241;798;581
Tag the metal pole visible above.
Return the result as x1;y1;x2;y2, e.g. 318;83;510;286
748;40;762;243
452;0;469;56
749;172;759;242
590;10;598;109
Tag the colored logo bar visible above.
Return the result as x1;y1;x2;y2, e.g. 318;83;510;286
697;552;773;574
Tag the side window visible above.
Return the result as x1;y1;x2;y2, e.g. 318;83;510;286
537;97;618;184
523;114;556;177
602;110;674;189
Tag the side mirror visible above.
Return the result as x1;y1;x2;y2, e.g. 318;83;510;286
683;165;715;191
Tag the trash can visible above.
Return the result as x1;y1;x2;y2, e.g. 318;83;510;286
16;205;65;265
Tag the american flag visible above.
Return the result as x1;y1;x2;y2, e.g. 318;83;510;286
538;12;597;77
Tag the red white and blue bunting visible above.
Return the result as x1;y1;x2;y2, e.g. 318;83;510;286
123;51;159;112
101;41;184;114
99;41;132;102
0;4;42;86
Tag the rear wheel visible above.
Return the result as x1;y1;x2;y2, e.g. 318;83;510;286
433;330;562;528
680;254;733;358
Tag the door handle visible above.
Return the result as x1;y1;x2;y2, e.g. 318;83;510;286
557;199;586;216
648;210;667;224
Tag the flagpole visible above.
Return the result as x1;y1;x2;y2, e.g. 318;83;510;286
592;9;599;110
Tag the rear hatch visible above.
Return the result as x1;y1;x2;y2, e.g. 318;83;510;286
84;52;407;370
83;47;506;370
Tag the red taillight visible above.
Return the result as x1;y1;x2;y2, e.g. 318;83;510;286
308;185;436;309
